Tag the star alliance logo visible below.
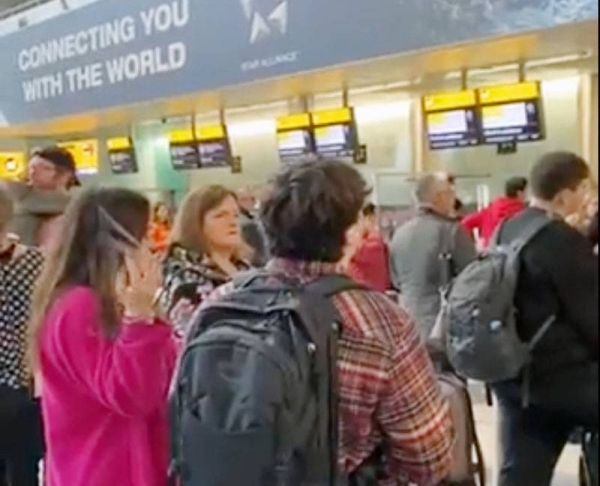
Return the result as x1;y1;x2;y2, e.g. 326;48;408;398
240;0;288;44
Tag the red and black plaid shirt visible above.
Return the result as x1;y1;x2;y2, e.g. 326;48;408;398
210;258;453;485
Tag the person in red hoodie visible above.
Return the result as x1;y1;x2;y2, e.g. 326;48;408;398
347;203;392;292
462;176;528;249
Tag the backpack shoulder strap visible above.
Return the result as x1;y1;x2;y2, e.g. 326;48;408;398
492;213;552;253
306;274;367;298
304;274;367;485
512;215;553;255
232;269;270;289
490;222;505;248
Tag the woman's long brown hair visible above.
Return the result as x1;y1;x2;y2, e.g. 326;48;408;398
29;188;150;366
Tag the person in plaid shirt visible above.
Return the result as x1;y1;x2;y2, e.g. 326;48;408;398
208;161;454;485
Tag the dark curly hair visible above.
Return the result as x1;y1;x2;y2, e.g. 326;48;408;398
261;160;370;262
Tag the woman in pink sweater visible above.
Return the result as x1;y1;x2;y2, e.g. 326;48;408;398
29;188;178;486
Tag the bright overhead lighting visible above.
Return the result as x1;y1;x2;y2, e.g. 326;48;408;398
543;77;580;95
444;71;465;81
527;51;593;68
350;78;422;96
228;119;275;137
226;100;288;115
315;78;421;100
469;64;520;77
153;136;169;148
355;101;412;123
443;51;592;80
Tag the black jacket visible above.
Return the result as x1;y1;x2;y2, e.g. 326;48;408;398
588;212;598;247
499;208;598;380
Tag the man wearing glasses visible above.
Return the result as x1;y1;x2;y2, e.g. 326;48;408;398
5;146;79;248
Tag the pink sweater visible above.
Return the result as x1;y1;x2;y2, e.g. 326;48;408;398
39;286;178;486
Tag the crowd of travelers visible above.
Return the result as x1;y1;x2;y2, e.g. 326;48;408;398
0;146;598;486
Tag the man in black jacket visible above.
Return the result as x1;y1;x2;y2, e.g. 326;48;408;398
494;152;598;486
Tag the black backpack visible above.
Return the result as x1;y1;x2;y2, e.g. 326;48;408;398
169;272;373;486
443;214;555;385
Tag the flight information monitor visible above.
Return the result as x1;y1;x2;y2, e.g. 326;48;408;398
107;137;138;174
58;139;99;175
478;81;545;144
312;108;359;158
423;90;480;150
276;113;314;162
169;129;201;171
197;124;232;169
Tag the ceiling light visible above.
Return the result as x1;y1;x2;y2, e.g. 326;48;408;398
228;119;275;137
355;101;412;123
350;78;422;96
444;51;593;81
526;50;593;68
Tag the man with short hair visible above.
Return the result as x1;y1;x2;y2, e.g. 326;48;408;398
210;162;454;485
493;151;598;486
462;176;528;248
6;146;79;248
390;173;477;339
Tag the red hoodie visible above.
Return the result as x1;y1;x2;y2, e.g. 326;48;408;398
462;197;526;248
348;233;391;292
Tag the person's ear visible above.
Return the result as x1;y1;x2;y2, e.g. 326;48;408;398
57;170;72;189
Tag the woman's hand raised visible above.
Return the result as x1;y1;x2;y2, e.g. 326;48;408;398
122;244;162;322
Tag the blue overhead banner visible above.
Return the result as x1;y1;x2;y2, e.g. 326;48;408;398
0;0;596;125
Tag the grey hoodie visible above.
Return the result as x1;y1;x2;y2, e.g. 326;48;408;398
390;209;476;340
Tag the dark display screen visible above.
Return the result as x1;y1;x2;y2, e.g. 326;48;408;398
480;100;545;144
199;139;231;168
277;129;313;161
314;124;356;157
109;149;138;174
426;108;481;150
170;142;201;170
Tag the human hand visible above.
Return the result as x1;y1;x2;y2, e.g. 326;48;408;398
122;244;162;322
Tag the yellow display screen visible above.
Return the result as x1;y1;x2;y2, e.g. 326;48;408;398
0;152;26;180
478;81;541;105
276;113;312;131
196;124;227;142
106;137;132;151
423;90;477;112
169;129;195;143
312;108;354;126
58;139;99;174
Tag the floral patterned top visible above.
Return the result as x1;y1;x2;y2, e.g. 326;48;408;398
160;244;251;335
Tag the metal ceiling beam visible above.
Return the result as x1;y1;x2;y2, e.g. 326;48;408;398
0;0;64;20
